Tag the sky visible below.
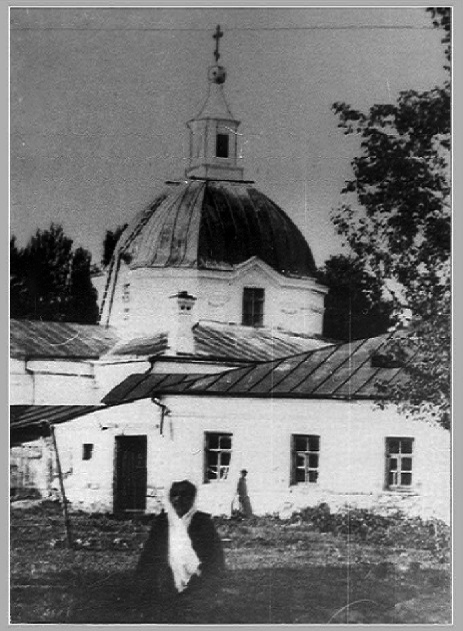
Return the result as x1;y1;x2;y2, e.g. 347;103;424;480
10;6;448;269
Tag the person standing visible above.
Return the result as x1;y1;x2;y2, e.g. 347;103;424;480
237;470;253;517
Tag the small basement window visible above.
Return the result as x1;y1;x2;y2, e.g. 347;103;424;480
216;133;229;158
204;432;232;482
82;444;94;461
242;287;265;327
291;434;320;484
386;437;413;489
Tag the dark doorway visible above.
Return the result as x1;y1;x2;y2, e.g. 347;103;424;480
114;435;147;514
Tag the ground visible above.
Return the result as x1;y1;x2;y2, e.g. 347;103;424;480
10;500;451;624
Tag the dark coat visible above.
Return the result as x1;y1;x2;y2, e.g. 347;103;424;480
136;510;225;599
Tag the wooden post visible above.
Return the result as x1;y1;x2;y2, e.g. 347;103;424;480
49;424;73;549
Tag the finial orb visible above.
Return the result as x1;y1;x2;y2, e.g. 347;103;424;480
208;65;226;84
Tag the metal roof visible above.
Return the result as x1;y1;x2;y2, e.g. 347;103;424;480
103;333;407;404
102;373;204;405
10;405;104;444
113;180;317;276
103;321;330;362
11;318;329;363
184;334;405;399
10;320;118;360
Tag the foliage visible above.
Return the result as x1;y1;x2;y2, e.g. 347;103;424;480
10;223;99;324
101;223;128;268
330;8;451;427
317;254;394;340
293;504;450;553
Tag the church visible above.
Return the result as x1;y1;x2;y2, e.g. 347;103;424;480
10;27;450;524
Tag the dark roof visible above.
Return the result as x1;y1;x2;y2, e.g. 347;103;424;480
10;320;118;360
10;405;103;444
102;373;204;405
102;333;408;404
113;180;317;277
104;321;330;362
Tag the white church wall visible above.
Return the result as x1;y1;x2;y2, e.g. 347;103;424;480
108;266;200;337
11;359;100;405
10;359;34;405
198;265;325;334
104;258;326;337
52;401;163;513
162;396;450;523
45;396;450;524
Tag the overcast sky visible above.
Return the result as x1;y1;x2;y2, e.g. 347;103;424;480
10;6;448;268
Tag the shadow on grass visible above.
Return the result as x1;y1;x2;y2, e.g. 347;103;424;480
11;564;451;625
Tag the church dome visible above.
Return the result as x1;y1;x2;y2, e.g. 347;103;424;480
115;178;317;278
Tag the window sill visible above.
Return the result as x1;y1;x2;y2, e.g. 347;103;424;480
384;488;418;496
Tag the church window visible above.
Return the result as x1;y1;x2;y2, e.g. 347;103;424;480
291;434;320;484
216;133;229;158
242;287;265;327
386;437;413;489
122;283;130;320
82;443;94;461
204;432;232;482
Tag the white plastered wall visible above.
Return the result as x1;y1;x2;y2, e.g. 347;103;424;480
105;258;326;338
49;396;450;523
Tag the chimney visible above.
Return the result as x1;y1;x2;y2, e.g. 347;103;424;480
168;291;197;355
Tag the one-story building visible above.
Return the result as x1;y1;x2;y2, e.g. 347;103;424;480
10;333;450;524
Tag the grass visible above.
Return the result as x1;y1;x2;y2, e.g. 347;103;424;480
10;500;451;624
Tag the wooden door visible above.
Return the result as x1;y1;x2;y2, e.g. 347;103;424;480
114;436;147;514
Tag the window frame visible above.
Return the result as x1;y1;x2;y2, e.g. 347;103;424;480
385;437;414;490
291;434;320;485
204;432;233;483
242;287;265;327
215;133;230;158
82;443;94;461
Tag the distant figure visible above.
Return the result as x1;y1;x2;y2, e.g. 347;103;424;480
136;480;224;617
237;470;253;517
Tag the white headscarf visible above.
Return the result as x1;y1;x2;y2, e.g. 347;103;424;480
167;498;201;592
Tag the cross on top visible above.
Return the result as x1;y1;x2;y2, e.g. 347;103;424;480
213;25;223;62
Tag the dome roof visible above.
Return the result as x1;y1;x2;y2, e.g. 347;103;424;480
115;179;317;278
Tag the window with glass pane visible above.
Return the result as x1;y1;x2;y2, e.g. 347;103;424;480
216;133;229;158
291;434;320;484
242;287;265;327
204;432;232;482
386;437;413;488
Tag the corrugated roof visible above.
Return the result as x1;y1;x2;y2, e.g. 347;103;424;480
10;320;118;360
103;321;330;361
103;333;408;404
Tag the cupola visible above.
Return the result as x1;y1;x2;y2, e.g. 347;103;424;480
186;25;244;181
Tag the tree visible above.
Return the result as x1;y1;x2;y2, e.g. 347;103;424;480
318;254;394;341
330;8;450;427
66;247;100;324
101;223;128;268
10;223;99;324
